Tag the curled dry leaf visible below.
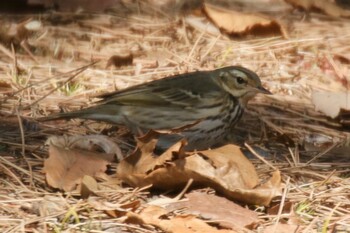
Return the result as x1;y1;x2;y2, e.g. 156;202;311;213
203;3;287;38
117;135;283;206
44;135;116;192
47;135;123;161
126;205;237;233
285;0;350;17
166;192;260;231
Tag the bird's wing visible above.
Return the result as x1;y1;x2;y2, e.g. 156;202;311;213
98;71;223;108
91;71;227;130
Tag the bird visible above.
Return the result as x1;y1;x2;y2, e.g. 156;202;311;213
38;66;271;151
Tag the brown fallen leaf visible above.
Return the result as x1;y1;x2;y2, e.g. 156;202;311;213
267;201;293;216
106;54;133;68
80;175;98;198
117;136;283;206
44;135;115;192
285;0;350;17
126;205;238;233
203;3;287;38
117;133;184;176
166;192;260;231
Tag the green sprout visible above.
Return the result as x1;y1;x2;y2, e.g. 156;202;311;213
295;200;315;222
60;81;82;96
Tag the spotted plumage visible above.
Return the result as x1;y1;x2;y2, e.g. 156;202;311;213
38;66;271;151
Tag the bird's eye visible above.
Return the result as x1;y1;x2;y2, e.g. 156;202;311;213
236;76;246;84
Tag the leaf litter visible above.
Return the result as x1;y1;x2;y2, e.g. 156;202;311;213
0;0;350;232
117;135;283;206
165;192;260;231
44;135;117;192
203;3;288;38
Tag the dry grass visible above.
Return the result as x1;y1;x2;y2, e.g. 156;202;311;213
1;0;350;232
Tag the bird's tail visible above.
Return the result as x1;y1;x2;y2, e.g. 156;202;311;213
37;104;122;124
37;110;89;121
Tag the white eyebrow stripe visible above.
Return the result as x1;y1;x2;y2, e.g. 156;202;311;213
230;70;248;78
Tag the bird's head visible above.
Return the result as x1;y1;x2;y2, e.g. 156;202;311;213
216;66;271;105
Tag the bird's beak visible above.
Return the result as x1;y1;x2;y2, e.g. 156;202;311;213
256;86;272;95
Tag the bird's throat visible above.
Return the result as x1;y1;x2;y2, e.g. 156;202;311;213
239;91;258;106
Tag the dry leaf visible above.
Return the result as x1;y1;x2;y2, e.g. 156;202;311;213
268;202;292;215
117;136;283;206
47;135;123;161
285;0;350;17
80;175;98;198
311;91;350;118
166;192;260;231
203;3;287;37
126;205;238;233
44;135;115;192
117;134;183;176
106;54;133;68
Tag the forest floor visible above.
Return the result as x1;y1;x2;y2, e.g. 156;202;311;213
0;0;350;232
